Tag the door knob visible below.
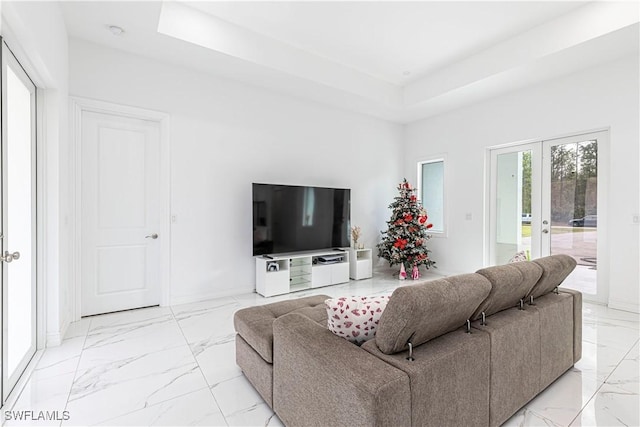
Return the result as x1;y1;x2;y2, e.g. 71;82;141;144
145;233;158;239
542;229;549;234
0;251;20;263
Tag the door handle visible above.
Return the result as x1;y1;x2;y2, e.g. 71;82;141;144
145;233;158;239
0;251;20;263
542;229;549;234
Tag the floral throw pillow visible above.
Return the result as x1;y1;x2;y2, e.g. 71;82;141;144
325;296;390;344
508;251;529;263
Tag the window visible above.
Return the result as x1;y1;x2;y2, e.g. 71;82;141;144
418;158;445;234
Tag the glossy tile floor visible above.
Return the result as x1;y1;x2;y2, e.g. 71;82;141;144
3;268;639;426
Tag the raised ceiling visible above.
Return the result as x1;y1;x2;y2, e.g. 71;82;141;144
186;1;585;85
61;1;639;123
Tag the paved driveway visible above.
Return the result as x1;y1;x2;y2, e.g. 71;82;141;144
522;228;597;267
550;228;597;266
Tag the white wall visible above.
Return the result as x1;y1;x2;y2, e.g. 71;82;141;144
404;55;640;312
69;39;403;305
1;1;70;345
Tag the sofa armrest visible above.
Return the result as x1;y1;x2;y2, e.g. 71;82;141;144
273;312;411;427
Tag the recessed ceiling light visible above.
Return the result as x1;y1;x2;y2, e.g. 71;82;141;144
403;71;411;76
108;25;125;36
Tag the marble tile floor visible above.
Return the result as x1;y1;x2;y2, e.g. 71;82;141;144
2;269;638;427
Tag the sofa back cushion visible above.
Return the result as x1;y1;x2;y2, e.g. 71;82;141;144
375;273;492;355
471;262;543;320
527;254;577;299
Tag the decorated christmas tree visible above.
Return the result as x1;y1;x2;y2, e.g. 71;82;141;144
377;179;436;272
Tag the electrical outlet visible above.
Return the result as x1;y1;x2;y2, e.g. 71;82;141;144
633;214;639;224
465;213;473;221
171;215;177;223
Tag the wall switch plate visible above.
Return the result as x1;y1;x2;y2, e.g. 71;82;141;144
171;215;177;223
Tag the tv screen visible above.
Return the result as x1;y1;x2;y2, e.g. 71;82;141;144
252;183;351;256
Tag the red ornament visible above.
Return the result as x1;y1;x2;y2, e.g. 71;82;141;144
403;214;413;222
394;238;408;249
410;195;417;202
418;215;427;224
426;223;433;229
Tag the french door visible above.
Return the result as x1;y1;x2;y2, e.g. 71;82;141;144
1;41;38;401
489;130;607;303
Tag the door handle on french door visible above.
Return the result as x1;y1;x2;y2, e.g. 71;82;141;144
0;251;20;263
542;229;549;234
145;233;158;239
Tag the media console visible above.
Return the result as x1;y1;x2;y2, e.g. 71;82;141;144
255;249;350;297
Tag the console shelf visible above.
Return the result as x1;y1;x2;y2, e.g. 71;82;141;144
348;248;373;280
256;250;349;297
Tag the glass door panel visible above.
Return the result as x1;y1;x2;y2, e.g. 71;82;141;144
489;143;540;265
543;135;602;301
1;41;37;401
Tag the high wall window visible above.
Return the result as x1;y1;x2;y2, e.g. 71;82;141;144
418;158;445;234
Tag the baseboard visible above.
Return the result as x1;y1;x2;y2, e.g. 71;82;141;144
169;286;255;306
46;331;63;347
44;315;72;348
608;299;640;314
59;316;71;342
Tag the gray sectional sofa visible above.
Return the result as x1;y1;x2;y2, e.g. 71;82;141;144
234;254;580;426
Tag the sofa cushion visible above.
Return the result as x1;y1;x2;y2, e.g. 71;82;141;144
472;308;541;427
236;334;273;407
362;327;491;427
530;292;574;390
559;288;583;364
471;262;543;320
375;274;492;355
325;296;390;344
234;294;329;363
527;254;577;299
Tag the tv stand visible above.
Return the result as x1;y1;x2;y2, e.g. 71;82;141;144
255;249;350;297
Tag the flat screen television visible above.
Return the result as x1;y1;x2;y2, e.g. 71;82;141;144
252;183;351;256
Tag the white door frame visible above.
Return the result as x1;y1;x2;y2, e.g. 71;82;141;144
487;141;542;266
70;97;171;321
1;40;39;401
0;27;59;353
485;128;610;305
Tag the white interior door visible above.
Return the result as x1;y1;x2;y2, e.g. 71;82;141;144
81;111;161;316
1;41;37;401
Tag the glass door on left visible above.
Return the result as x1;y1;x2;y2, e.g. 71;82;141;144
489;142;541;265
1;40;38;402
